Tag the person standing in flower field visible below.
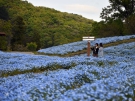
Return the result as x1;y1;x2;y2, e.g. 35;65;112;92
98;43;104;57
91;43;99;57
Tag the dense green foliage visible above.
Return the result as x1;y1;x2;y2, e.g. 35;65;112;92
100;0;135;21
91;0;135;37
26;42;37;51
0;0;94;51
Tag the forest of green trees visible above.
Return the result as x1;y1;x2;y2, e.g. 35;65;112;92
91;0;135;37
0;0;135;51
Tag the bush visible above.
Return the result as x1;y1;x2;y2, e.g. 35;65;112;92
0;37;7;50
26;42;37;51
13;44;28;51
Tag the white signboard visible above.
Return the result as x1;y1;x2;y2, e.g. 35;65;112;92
83;36;95;41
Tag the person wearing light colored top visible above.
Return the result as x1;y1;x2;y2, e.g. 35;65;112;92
99;43;103;57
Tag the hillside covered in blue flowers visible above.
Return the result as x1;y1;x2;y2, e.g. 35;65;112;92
0;35;135;101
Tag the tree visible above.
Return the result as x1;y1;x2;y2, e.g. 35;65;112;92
30;29;41;50
0;19;12;50
100;0;135;22
0;6;9;21
91;19;124;37
124;15;135;34
11;16;26;48
91;21;104;37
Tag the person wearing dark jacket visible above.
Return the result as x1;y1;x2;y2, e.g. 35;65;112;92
91;43;99;57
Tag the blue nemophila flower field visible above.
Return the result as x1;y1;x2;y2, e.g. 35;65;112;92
38;35;135;55
0;35;135;101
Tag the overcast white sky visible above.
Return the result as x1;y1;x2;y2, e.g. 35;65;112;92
26;0;109;22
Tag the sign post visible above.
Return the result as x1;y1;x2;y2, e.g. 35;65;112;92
83;36;95;56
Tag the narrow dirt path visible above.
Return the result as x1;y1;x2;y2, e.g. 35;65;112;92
9;51;34;55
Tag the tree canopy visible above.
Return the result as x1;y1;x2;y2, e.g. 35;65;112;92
91;0;135;37
100;0;135;21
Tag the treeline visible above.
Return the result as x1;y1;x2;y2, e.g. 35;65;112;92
0;0;94;51
91;0;135;37
0;0;135;51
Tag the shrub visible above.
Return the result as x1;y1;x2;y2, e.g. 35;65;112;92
12;44;27;51
26;42;37;51
0;37;7;50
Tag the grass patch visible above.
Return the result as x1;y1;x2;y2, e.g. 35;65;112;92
36;49;87;57
108;61;118;66
0;62;76;77
62;74;93;90
97;61;104;67
103;38;135;48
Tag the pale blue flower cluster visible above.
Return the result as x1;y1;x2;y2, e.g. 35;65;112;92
0;35;135;101
38;35;135;55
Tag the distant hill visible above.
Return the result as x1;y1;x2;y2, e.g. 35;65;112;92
0;0;95;50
